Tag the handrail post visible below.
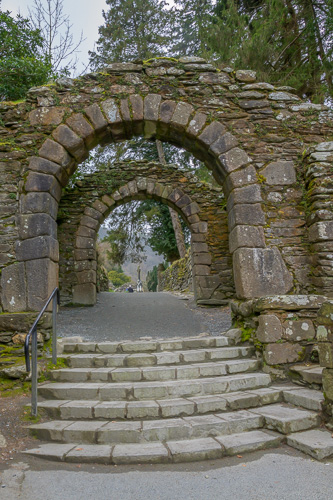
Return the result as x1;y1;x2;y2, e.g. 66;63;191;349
52;294;57;365
31;327;38;417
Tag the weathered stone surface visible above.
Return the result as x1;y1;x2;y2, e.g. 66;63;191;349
52;124;87;160
187;112;207;137
261;161;296;185
113;443;168;464
224;165;258;193
287;429;333;460
290;103;325;112
20;192;58;218
254;295;326;311
105;63;142;72
1;262;26;312
263;343;303;364
29;107;65;126
227;184;262;211
210;132;238;156
309;221;333;242
171;102;193;130
66;113;95;146
179;56;206;64
84;103;108;132
26;259;58;310
233;247;293;299
28;156;68;186
219;148;251;174
283;320;315;341
252;404;319;434
283;389;324;411
256;315;282;343
216;430;281;455
238;100;270;110
72;283;96;305
198;122;226;146
16;236;59;262
228;203;265;230
17;213;57;240
39;139;72;167
199;72;231;85
314;142;333;152
235;70;256;82
167;438;222;462
229;225;265;253
268;91;300;101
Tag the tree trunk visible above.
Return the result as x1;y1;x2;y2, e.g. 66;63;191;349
155;139;187;259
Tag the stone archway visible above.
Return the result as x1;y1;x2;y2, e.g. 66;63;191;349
1;57;331;324
57;160;233;306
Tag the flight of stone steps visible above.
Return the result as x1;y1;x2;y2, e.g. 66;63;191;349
24;334;333;464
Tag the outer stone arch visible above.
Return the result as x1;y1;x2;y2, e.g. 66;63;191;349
19;86;293;309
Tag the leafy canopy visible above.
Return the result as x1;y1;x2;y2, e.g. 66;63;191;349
0;6;52;100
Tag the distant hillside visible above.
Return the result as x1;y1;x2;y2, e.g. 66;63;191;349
97;229;163;281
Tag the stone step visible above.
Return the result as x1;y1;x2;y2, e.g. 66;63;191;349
28;404;319;445
28;408;265;444
64;346;254;369
38;372;272;401
287;429;333;460
59;335;232;355
37;387;283;420
49;359;260;383
24;429;282;464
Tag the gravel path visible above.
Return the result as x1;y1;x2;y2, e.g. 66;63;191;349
57;292;232;342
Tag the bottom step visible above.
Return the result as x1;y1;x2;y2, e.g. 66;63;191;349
24;429;282;464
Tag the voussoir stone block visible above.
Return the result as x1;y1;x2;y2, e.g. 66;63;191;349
210;132;238;156
28;156;68;187
256;315;282;343
39;138;72;167
233;247;293;299
29;106;65;126
171;102;194;130
219;148;252;174
84;103;108;132
159;100;177;126
187;112;207;137
198;121;226;146
52;124;87;160
229;225;265;253
261;161;296;185
66;113;95;146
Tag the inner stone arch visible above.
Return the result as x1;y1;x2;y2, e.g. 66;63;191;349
58;160;233;306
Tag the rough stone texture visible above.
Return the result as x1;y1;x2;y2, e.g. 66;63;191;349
261;161;296;185
287;429;333;460
233;248;293;299
263;343;303;365
256;315;282;343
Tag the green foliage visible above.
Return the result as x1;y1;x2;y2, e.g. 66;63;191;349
108;267;131;287
89;0;173;69
0;8;52;100
146;264;160;292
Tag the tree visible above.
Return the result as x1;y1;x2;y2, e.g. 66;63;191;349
28;0;85;75
201;0;333;102
89;0;173;69
0;6;51;100
108;267;131;287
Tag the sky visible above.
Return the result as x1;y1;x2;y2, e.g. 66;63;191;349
2;0;175;75
2;0;107;74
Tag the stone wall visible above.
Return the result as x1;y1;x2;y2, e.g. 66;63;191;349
232;295;326;378
317;301;333;427
0;56;332;343
57;160;232;306
158;250;193;295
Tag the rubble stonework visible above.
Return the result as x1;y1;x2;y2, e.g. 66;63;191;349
0;56;332;353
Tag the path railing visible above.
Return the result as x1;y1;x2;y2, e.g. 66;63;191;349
24;287;60;417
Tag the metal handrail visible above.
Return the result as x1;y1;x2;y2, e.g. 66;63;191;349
24;287;60;416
